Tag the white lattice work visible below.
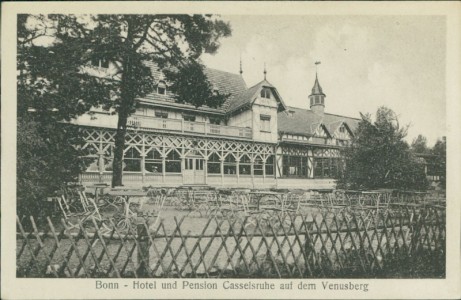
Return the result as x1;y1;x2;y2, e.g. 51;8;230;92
81;127;275;162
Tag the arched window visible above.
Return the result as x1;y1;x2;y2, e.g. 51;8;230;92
123;148;142;172
157;81;167;95
207;153;221;174
223;154;236;175
265;155;274;176
239;154;251;175
253;157;263;176
165;150;181;173
145;149;163;174
260;88;271;99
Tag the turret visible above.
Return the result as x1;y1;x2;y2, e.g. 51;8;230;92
309;73;326;115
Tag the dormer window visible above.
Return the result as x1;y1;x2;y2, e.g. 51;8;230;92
91;56;109;68
183;115;196;122
339;126;345;133
209;118;221;125
260;88;271;99
155;110;168;119
157;81;167;95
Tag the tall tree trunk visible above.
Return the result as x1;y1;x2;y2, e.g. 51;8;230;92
112;110;128;187
112;19;135;187
112;58;135;187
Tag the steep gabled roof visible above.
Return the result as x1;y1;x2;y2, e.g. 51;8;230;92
278;106;360;137
226;79;286;113
140;61;247;112
325;120;355;138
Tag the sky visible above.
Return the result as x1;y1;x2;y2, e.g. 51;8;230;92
201;15;446;147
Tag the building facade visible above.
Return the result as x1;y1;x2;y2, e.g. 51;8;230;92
74;60;359;189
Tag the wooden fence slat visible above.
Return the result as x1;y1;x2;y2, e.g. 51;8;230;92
235;219;263;274
16;216;42;277
29;217;60;278
78;220;104;277
174;217;196;277
276;214;303;277
255;217;281;278
16;204;446;279
224;216;252;275
91;217;121;278
191;217;226;276
48;217;89;277
267;218;293;277
155;217;186;277
107;218;137;278
178;216;214;276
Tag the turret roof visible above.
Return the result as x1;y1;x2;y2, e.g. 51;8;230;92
310;74;325;96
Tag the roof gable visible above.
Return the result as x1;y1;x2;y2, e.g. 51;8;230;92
327;120;354;139
226;79;286;113
312;123;332;138
278;106;360;137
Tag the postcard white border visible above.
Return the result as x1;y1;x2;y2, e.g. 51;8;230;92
2;1;460;299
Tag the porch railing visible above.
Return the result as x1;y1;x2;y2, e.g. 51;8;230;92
127;115;252;139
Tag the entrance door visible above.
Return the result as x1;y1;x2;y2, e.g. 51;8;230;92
184;157;206;185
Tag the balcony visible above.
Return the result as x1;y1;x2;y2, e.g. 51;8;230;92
127;115;253;139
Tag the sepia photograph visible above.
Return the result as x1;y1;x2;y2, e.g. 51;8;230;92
2;1;460;300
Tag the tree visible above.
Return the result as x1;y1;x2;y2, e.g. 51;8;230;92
338;107;428;190
17;15;113;218
411;134;430;154
18;14;232;194
431;137;446;189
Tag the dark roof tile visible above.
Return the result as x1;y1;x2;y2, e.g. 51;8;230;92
278;106;360;137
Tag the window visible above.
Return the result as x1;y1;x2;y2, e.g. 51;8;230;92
207;153;221;174
253;158;263;176
123;148;142;172
165;150;181;173
209;118;221;125
339;126;345;133
155;111;168;118
157;81;167;95
145;149;163;174
223;154;236;175
185;158;194;170
195;159;204;170
265;155;274;176
313;157;342;179
282;155;308;178
260;88;271;99
183;115;196;122
260;115;271;132
239;154;251;175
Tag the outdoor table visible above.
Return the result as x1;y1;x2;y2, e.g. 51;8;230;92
231;189;252;214
390;202;423;209
249;191;285;211
310;189;334;207
86;183;110;202
360;191;383;208
344;190;363;206
107;189;148;220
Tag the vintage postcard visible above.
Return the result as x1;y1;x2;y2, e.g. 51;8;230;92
1;1;460;299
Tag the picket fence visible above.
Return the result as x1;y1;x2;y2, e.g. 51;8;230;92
16;206;445;278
